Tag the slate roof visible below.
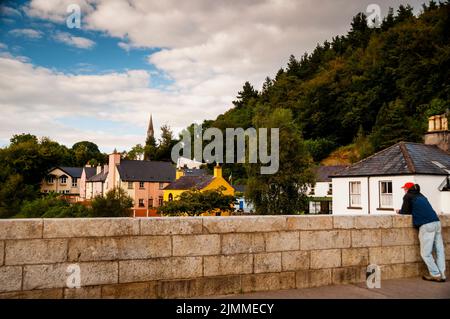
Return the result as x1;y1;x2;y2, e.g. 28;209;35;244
88;170;108;182
49;167;83;178
84;167;98;180
315;165;348;182
164;175;214;190
183;168;208;176
331;142;450;177
116;160;175;182
233;185;246;193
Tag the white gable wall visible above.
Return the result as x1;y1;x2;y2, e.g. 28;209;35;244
333;175;449;215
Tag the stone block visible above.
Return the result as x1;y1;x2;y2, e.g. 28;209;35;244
287;216;333;230
265;231;299;252
404;245;421;263
310;249;341;269
203;254;253;277
333;216;355;229
341;248;369;267
0;266;22;292
309;269;332;288
119;257;202;282
195;275;242;297
203;216;286;234
439;215;450;227
68;236;172;262
445;244;450;261
369;246;404;265
102;282;157;299
221;233;265;255
351;229;381;247
64;286;101;299
241;272;295;293
0;241;4;266
281;251;310;271
392;215;413;228
5;239;67;265
254;252;282;273
172;234;220;256
381;228;418;246
332;267;365;285
140;217;203;235
0;219;42;239
23;261;118;290
0;289;63;299
354;216;392;229
300;230;350;250
43;218;139;238
442;227;450;244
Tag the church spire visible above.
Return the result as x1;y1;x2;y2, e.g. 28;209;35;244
147;114;154;140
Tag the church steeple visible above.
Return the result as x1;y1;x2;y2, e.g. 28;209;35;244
147;114;154;140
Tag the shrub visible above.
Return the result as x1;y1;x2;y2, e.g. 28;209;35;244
90;187;133;217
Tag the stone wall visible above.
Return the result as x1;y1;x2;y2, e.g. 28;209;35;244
0;215;449;299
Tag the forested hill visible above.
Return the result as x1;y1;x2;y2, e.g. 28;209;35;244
198;1;450;165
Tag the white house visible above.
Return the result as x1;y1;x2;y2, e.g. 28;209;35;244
307;166;347;214
331;141;450;215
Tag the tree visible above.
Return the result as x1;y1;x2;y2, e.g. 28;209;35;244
127;144;145;160
155;125;176;161
158;188;236;216
90;187;133;217
71;141;105;166
245;108;315;215
232;81;258;108
17;193;89;218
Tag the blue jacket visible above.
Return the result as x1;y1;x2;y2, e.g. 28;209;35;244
400;187;439;228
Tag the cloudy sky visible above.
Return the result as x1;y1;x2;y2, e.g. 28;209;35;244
0;0;424;152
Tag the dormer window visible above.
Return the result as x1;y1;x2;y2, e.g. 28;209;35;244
46;176;55;184
60;176;67;185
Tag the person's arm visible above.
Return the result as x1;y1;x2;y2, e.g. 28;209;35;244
399;194;412;215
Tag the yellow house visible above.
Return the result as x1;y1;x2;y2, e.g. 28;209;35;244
163;165;235;215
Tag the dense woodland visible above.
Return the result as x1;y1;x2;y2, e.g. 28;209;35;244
1;2;449;216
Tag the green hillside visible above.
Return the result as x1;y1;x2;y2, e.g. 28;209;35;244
194;2;450;178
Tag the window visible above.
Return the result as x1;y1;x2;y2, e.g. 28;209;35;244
138;199;145;207
46;176;55;184
349;181;361;207
159;182;165;190
148;198;153;208
128;182;133;190
327;183;333;195
379;181;393;208
72;178;78;187
168;193;173;201
310;201;320;214
60;176;67;185
139;182;145;189
309;185;315;195
158;196;163;206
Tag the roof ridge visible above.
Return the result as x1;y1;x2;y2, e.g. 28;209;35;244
399;142;416;173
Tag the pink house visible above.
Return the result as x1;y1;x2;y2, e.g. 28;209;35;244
84;152;175;216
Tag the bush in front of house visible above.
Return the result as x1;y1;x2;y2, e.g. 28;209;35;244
17;193;90;218
90;187;133;217
158;188;236;216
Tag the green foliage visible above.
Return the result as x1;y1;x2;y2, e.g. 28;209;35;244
200;2;450;171
143;125;176;161
17;194;90;218
90;187;133;217
71;141;106;167
127;144;145;160
245;108;315;215
158;188;236;216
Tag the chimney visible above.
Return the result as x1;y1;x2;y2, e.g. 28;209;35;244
424;113;449;152
213;164;222;178
106;150;121;190
176;168;184;180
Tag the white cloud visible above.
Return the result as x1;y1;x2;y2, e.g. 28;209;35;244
6;0;425;152
0;43;7;50
1;6;22;17
9;28;43;39
53;31;95;49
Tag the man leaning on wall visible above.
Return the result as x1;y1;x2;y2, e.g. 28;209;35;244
396;182;446;282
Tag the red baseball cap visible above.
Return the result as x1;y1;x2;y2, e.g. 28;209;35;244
401;182;415;190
